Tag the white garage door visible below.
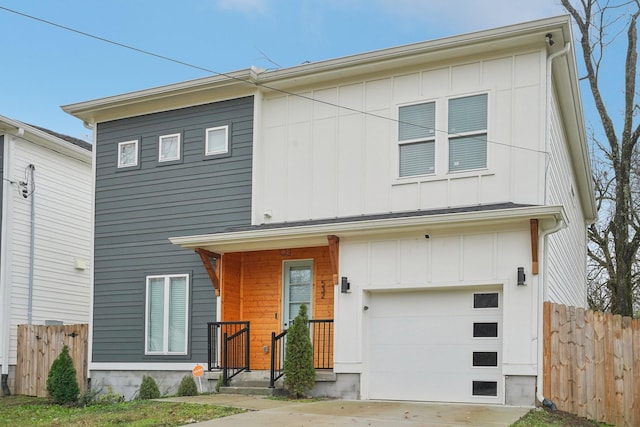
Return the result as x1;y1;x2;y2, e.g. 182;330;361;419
366;287;502;403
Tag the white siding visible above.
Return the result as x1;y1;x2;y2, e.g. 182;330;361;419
7;138;92;364
256;50;548;224
546;90;589;307
335;224;540;379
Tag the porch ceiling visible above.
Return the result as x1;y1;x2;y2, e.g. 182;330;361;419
169;205;566;254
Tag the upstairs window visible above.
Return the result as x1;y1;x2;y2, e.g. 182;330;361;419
117;140;138;168
398;102;436;177
448;94;487;172
158;133;181;162
145;274;189;355
205;125;229;156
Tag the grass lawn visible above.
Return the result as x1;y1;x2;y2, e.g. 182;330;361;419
0;395;244;426
512;407;613;427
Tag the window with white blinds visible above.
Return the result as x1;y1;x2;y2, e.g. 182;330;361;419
448;94;487;172
145;274;189;355
398;102;436;177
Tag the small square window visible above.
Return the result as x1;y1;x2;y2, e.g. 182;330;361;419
473;322;498;338
206;126;229;156
473;352;498;367
473;293;499;309
118;140;138;168
159;133;181;162
472;381;497;396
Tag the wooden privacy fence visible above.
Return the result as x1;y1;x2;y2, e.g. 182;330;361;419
543;302;640;427
15;324;88;397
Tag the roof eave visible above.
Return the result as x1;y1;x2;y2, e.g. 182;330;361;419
169;205;567;254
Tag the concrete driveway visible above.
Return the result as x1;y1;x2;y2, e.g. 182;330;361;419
163;395;530;427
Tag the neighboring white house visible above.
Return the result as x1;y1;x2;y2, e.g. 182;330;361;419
0;116;92;395
64;15;595;405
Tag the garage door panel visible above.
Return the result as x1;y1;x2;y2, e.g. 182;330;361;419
367;288;503;403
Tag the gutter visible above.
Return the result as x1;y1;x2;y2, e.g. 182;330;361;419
537;40;571;408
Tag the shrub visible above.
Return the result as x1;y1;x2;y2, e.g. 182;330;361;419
138;375;160;400
46;344;79;404
177;375;198;396
283;304;315;398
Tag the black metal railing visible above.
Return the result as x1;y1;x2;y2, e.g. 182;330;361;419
222;324;250;385
269;319;334;388
309;319;334;370
207;321;250;385
269;330;287;388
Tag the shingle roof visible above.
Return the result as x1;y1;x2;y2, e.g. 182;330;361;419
28;124;92;151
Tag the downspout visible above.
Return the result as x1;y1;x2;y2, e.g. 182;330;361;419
1;133;19;395
25;164;35;325
536;41;571;409
84;120;95;391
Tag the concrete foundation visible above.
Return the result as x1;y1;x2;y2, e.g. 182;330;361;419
310;372;360;400
90;370;216;400
0;365;15;396
505;375;536;406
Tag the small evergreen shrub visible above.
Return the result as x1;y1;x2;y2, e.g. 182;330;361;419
283;304;316;398
176;375;198;396
138;375;160;400
46;345;79;404
97;386;125;404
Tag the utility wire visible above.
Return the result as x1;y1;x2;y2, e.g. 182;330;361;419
0;5;548;156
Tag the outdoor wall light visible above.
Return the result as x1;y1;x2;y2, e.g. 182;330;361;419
517;267;526;286
341;276;351;293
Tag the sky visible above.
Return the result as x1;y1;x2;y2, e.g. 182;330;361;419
0;0;604;143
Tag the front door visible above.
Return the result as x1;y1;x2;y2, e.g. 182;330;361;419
283;260;313;328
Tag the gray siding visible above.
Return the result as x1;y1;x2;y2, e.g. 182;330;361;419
93;97;253;362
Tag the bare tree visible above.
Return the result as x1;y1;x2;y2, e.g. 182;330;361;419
561;0;640;316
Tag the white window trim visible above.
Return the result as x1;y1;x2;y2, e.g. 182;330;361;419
397;100;437;178
205;125;229;156
158;133;181;162
144;274;189;355
117;140;138;168
446;92;489;174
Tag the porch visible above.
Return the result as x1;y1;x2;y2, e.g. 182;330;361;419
203;245;336;386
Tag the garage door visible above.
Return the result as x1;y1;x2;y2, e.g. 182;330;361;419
366;287;502;403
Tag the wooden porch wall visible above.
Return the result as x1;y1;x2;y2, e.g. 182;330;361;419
15;324;88;397
221;247;335;370
543;302;640;427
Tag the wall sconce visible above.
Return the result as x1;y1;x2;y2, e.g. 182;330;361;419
517;267;526;286
341;276;350;293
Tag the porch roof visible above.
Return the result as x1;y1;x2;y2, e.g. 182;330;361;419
169;203;566;254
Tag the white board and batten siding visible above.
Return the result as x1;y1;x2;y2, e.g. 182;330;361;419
545;91;589;308
334;225;540;403
7;137;92;364
256;50;548;224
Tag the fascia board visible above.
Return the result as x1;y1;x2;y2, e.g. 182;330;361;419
169;205;566;253
63;16;573;123
0;115;91;163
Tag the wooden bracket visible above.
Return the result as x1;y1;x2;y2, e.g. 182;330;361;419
530;219;539;275
327;235;339;285
195;248;221;296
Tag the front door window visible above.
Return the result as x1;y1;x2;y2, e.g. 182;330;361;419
283;260;313;328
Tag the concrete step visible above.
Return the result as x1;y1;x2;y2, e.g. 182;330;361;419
218;385;287;397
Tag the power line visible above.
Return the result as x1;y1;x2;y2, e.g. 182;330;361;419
0;5;548;156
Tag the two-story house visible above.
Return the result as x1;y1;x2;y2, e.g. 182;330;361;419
63;15;595;405
0;115;92;395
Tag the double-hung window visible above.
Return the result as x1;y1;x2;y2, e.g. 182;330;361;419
145;274;189;355
398;102;436;177
117;140;138;168
448;94;488;172
158;133;181;162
